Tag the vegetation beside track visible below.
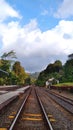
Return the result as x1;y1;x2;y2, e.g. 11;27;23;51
54;82;73;87
51;83;73;93
36;53;73;89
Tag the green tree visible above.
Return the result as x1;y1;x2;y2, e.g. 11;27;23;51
12;61;29;85
54;60;62;72
0;50;17;85
68;53;73;60
1;50;17;60
12;61;22;76
36;60;63;86
64;59;73;82
25;77;31;85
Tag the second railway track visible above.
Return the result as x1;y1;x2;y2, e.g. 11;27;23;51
45;88;73;114
36;87;73;130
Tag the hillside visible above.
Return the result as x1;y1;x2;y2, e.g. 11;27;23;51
36;60;63;86
30;72;40;79
36;58;73;87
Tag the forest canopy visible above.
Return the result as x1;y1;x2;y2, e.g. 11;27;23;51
0;50;30;85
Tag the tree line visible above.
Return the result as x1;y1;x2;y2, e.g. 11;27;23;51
36;54;73;86
0;50;30;85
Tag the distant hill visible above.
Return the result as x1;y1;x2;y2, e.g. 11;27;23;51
30;72;40;79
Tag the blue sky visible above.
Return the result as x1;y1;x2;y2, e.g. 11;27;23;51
7;0;60;30
0;0;73;72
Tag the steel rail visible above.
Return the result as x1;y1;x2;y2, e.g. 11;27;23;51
44;90;73;115
9;90;31;130
47;90;73;105
35;88;54;130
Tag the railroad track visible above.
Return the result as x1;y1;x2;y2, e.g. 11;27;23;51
43;88;73;114
48;90;73;105
0;86;73;130
0;87;31;129
36;87;73;130
9;87;53;130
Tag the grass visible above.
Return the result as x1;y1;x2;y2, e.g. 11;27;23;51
54;82;73;87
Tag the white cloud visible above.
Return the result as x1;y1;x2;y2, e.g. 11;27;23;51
0;0;20;22
54;0;73;18
0;19;73;72
0;0;73;72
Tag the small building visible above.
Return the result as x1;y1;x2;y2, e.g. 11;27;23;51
45;77;59;89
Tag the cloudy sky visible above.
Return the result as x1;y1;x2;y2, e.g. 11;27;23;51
0;0;73;73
